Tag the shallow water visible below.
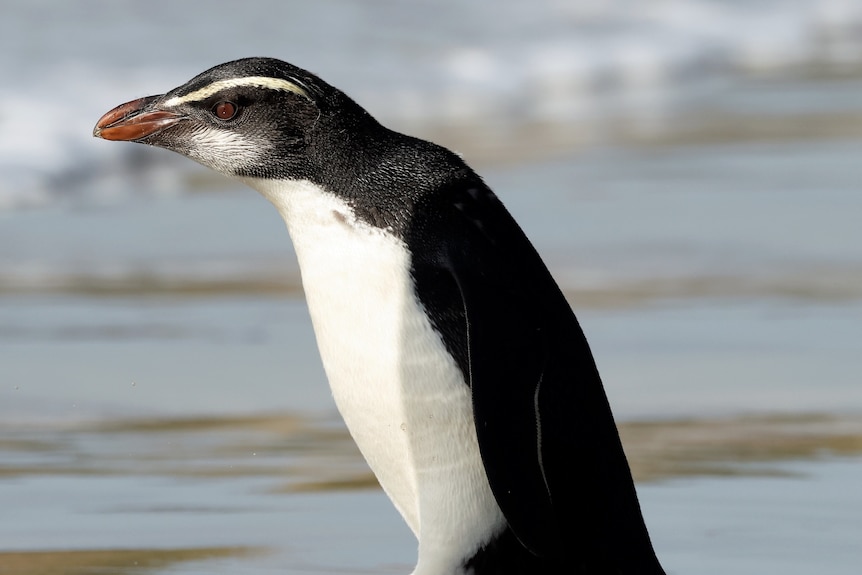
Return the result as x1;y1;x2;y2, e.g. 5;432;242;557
4;140;862;422
644;457;862;575
4;124;862;575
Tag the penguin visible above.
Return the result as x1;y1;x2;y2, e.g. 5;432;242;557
93;57;665;575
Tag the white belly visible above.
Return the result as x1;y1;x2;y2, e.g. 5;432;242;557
248;178;505;574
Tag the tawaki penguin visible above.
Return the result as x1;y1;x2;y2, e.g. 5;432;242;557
94;57;665;575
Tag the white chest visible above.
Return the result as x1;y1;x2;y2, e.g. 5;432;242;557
248;178;505;573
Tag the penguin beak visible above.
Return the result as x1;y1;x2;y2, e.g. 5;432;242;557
93;95;184;141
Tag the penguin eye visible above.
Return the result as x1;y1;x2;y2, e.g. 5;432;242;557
212;101;239;120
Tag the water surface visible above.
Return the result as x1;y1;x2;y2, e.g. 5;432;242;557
2;1;862;573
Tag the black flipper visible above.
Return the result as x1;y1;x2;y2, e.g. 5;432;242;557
408;178;664;574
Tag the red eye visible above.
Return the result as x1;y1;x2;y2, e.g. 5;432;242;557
213;101;238;120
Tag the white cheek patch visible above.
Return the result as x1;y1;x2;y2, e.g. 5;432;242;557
184;126;269;176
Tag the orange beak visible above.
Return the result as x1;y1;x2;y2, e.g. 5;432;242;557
93;95;184;141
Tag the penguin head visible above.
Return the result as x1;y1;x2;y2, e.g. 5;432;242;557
93;57;375;182
95;57;473;234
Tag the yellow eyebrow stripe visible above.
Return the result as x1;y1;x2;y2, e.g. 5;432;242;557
163;76;310;107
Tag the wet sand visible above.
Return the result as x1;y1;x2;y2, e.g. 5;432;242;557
0;547;261;575
4;411;862;485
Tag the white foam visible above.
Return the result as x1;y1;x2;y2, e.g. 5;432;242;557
4;0;862;211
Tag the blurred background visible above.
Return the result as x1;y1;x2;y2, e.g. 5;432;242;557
1;1;862;574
